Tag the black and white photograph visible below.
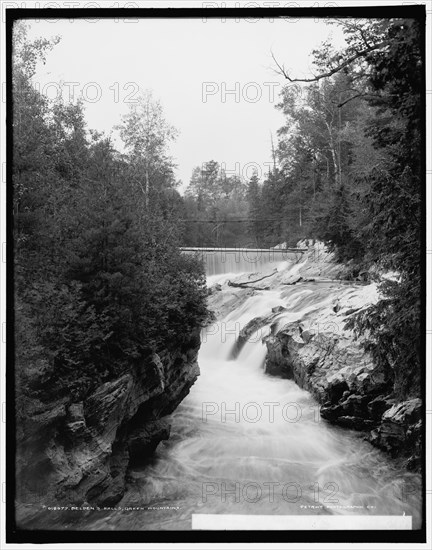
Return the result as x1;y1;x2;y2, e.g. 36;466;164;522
2;2;429;546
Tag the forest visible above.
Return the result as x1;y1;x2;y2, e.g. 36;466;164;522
14;15;422;409
13;22;208;403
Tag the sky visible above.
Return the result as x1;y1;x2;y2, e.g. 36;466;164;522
26;17;346;192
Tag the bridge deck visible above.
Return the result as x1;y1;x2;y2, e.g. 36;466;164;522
180;247;308;253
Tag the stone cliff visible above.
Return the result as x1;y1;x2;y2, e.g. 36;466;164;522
16;329;201;523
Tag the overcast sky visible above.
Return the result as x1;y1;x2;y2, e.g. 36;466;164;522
26;17;346;191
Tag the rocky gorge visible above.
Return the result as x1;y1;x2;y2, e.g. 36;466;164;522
207;242;423;471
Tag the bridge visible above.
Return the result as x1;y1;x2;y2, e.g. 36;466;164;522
180;247;309;276
180;247;308;254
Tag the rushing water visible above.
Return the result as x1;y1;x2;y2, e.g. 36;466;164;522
78;283;421;532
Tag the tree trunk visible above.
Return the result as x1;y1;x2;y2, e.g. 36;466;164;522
145;163;149;209
324;121;339;186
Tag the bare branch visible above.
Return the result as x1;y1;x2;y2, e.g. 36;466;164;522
337;93;367;108
272;40;390;84
337;91;401;108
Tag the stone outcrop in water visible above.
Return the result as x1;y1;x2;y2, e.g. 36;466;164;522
16;331;201;519
264;320;391;428
264;320;422;468
369;399;422;468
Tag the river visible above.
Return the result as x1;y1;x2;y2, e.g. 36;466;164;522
81;279;422;531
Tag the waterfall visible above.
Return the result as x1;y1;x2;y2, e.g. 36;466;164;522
83;284;422;531
182;248;304;277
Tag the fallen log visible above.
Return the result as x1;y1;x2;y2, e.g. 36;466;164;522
227;281;271;290
227;270;278;290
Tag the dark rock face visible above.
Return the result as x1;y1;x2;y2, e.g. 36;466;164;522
369;399;422;464
264;321;388;407
128;418;171;465
230;315;268;359
264;321;421;465
264;324;304;379
16;331;201;515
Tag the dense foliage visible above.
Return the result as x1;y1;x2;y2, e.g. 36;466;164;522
262;17;423;398
14;24;207;401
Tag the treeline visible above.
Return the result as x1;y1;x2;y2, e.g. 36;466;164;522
182;161;250;247
254;17;423;398
13;23;207;402
248;19;422;263
182;161;288;248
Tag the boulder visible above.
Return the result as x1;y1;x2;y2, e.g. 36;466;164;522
367;395;395;421
332;300;341;313
282;275;303;285
321;394;372;429
369;398;422;457
264;323;305;379
264;319;392;432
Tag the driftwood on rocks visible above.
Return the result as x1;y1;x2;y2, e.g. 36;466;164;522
227;282;270;290
227;270;276;290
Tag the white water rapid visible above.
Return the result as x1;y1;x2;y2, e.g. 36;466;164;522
82;277;422;531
